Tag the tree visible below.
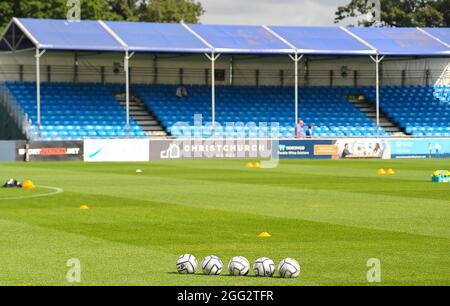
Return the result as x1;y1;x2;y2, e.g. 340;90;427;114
0;0;204;34
0;0;117;32
335;0;449;27
108;0;140;21
140;0;205;24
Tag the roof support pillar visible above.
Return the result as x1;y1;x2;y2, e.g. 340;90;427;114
35;48;46;135
264;25;303;128
229;57;234;86
370;55;385;137
290;53;303;125
125;50;135;133
182;22;218;132
205;52;221;130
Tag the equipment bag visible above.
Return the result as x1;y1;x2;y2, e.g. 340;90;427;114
2;179;22;188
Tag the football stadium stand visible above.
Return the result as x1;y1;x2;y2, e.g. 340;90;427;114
134;84;385;138
362;86;450;137
0;19;449;140
2;81;449;140
5;82;147;140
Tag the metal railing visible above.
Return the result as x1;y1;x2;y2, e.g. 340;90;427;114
0;82;32;139
0;63;449;86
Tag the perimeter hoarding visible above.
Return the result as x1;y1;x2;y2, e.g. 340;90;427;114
391;138;450;159
15;141;84;161
149;138;273;160
84;139;150;162
0;141;16;162
335;138;392;159
6;138;450;162
278;140;337;159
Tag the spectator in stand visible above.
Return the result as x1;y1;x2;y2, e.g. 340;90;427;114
295;120;305;138
176;86;188;99
306;124;314;138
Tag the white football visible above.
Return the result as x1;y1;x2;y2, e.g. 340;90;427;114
202;255;223;275
278;258;301;278
254;257;275;277
228;256;250;276
176;254;198;274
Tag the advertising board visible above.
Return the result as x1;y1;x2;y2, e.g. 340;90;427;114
84;139;149;162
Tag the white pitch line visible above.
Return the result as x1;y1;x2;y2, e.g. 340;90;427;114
0;185;64;201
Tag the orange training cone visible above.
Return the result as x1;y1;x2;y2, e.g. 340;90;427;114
22;180;36;189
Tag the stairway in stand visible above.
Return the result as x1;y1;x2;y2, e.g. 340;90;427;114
348;95;409;137
115;93;169;138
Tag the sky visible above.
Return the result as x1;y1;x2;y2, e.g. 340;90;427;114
200;0;353;26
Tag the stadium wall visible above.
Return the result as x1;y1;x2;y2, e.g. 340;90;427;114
0;102;26;140
2;138;449;163
0;51;448;87
0;141;16;162
15;141;84;162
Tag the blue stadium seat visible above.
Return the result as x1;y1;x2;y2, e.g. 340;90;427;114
7;81;448;139
361;85;450;137
5;81;145;140
132;84;384;138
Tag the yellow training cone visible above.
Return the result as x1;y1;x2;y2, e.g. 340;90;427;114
386;168;395;175
377;168;386;175
80;205;89;210
246;162;255;168
258;232;271;238
254;162;261;169
22;180;36;189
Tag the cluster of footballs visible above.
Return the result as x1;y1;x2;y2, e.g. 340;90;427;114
177;254;301;278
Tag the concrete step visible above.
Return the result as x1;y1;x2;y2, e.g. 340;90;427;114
130;112;154;117
147;132;169;137
138;120;160;126
381;123;400;128
133;116;157;121
119;102;141;107
348;95;409;136
115;93;170;137
128;105;146;109
359;107;376;112
130;111;151;116
392;132;407;137
143;126;166;132
354;103;373;108
384;127;402;132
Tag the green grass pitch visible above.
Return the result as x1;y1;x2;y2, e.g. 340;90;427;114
0;159;449;286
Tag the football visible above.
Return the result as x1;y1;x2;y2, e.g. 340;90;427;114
278;258;301;278
176;254;198;274
228;256;250;276
202;255;223;275
253;257;275;277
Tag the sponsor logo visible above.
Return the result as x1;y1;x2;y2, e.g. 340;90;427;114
396;141;414;149
18;148;81;156
161;144;181;159
314;145;338;156
88;148;103;159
